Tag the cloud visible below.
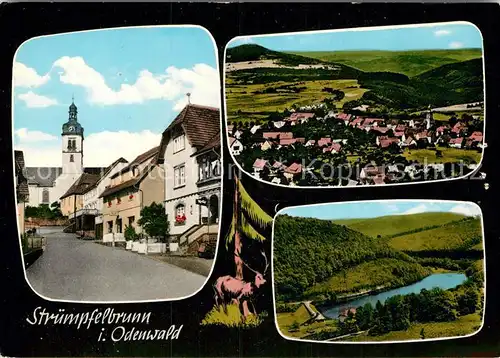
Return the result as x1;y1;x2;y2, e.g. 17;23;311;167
382;203;400;213
403;204;428;215
449;204;481;217
239;36;255;44
434;29;452;37
52;56;220;109
13;62;51;88
16;130;162;167
17;91;58;108
449;41;465;49
15;128;58;143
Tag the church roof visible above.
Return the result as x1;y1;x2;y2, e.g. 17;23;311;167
15;151;29;201
157;104;220;162
25;167;107;187
60;173;101;200
26;167;63;187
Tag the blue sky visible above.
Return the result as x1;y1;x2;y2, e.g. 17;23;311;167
228;22;483;51
13;26;220;167
279;201;482;220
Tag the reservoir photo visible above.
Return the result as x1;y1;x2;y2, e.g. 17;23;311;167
273;200;485;342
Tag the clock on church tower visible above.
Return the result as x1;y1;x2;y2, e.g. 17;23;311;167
61;99;84;175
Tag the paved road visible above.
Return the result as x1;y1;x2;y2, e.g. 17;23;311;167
27;228;206;301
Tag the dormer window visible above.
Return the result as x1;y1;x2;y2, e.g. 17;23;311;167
173;134;185;153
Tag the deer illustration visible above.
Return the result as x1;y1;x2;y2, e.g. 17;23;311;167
213;251;269;318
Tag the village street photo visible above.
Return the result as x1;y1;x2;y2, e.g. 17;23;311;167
225;22;485;187
273;200;485;342
13;26;222;301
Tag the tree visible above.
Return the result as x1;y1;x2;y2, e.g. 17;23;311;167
420;328;425;339
137;202;169;242
457;287;480;315
224;171;273;317
356;303;374;330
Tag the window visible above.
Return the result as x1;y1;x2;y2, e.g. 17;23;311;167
234;145;241;151
107;221;113;233
173;134;185;153
70;154;74;162
175;204;185;217
128;216;135;226
42;189;49;204
174;165;186;187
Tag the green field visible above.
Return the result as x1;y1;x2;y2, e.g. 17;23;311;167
305;258;431;297
346;313;482;342
403;148;482;164
225;79;367;122
388;218;483;252
287;49;482;77
334;212;465;238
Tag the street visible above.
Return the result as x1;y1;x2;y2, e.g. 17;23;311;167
26;227;207;301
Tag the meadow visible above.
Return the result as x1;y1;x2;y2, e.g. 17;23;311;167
287;49;482;77
402;148;482;164
225;78;367;122
333;212;465;238
388;217;483;252
346;313;482;342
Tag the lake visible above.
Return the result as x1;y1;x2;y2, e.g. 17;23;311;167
322;273;467;319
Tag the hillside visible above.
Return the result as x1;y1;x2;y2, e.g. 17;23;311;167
287;49;482;77
333;212;466;238
226;44;323;66
388;216;483;252
225;45;484;117
273;215;428;301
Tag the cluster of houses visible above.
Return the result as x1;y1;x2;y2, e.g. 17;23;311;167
227;105;483;186
15;98;221;255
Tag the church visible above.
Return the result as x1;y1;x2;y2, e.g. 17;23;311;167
26;100;106;207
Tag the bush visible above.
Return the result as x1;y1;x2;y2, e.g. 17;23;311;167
124;225;138;241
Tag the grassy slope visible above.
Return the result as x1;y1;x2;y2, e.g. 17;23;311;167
277;305;338;339
388;217;483;252
287;49;482;77
333;212;465;238
226;78;366;121
305;258;431;297
402;148;482;165
346;313;482;342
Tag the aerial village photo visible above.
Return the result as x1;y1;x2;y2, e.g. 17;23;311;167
13;26;222;301
273;201;485;342
225;22;485;187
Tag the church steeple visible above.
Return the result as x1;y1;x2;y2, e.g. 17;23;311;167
62;97;84;137
68;95;78;121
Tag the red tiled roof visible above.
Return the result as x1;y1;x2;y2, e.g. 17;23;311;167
111;146;159;179
280;138;297;146
288;112;314;121
318;138;332;147
253;159;267;169
450;137;464;145
60;173;101;200
285;162;302;174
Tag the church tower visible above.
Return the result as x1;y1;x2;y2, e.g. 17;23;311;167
425;104;433;130
61;98;84;175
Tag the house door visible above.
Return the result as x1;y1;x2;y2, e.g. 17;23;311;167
116;218;122;233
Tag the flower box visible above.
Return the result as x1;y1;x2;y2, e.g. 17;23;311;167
129;194;134;200
175;214;187;226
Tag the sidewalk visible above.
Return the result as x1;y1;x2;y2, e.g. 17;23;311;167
149;254;214;277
